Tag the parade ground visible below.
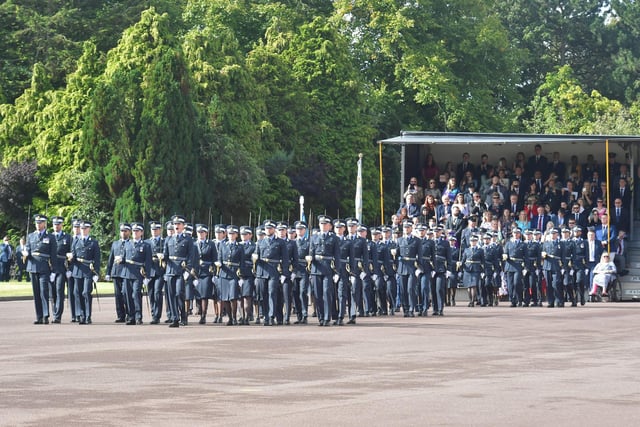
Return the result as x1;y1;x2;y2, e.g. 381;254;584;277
1;298;639;426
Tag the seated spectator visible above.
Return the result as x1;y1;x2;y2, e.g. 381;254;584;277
476;153;492;179
453;193;469;217
424;178;442;203
467;191;488;218
612;230;628;276
497;168;510;189
487;192;504;218
511;151;526;174
483;175;507;206
437;194;453;223
479;210;494;231
460;170;478;194
590;253;616;298
523;195;539;221
421;153;440;184
403;176;424;205
443;177;459;200
568;155;582;182
500;208;514;238
596;213;616;248
555;208;567;227
515;211;530;231
421;195;438;222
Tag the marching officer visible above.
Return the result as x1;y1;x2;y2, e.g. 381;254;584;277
459;235;484;307
572;226;588;306
503;228;527;307
50;216;72;323
123;222;152;324
560;227;577;306
482;232;501;307
371;227;391;315
67;219;82;321
106;223;131;323
211;224;227;323
239;226;256;325
278;223;298;325
347;218;369;318
217;225;244;326
146;221;165;324
308;215;341;326
163;221;175;322
253;226;266;324
523;229;542;307
432;226;452;316
70;221;100;324
359;225;377;316
542;228;565;307
396;220;423;317
292;221;310;324
417;223;435;316
382;225;398;315
163;215;194;327
194;224;216;324
333;219;352;325
25;214;57;324
447;235;459;308
255;220;289;326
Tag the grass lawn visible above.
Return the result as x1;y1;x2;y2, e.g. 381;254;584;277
0;281;114;298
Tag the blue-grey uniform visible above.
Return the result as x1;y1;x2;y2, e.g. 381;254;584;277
461;241;484;290
50;217;72;323
292;222;310;322
71;222;100;324
417;226;435;315
396;221;423;316
309;216;341;325
447;236;460;306
145;222;165;324
560;228;576;306
334;223;352;323
482;234;502;306
163;215;194;326
523;231;542;306
123;223;153;323
503;229;527;306
282;228;299;324
382;228;398;315
572;229;588;306
218;237;244;302
361;230;377;316
255;220;289;326
238;231;256;298
106;223;130;322
432;229;452;315
372;229;392;315
542;229;565;307
194;236;216;300
348;225;369;319
211;235;226;302
26;215;57;324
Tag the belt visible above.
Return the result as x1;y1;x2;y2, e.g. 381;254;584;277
398;256;416;261
509;258;523;262
169;256;186;261
199;261;212;266
31;252;50;258
467;261;482;264
261;258;280;263
435;255;447;260
340;258;349;263
223;261;240;267
546;254;560;259
314;255;334;261
352;257;363;261
420;257;432;261
126;260;145;266
57;255;67;260
244;261;253;265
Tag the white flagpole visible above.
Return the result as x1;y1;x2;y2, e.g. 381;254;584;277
355;153;363;223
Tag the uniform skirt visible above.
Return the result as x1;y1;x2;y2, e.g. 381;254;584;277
462;271;481;288
240;276;255;298
218;276;240;301
196;276;213;299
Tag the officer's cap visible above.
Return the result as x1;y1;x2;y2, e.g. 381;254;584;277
561;227;571;233
393;228;402;235
72;219;82;227
226;225;239;234
34;214;48;223
346;217;359;227
533;229;542;235
357;225;368;232
524;229;533;234
448;236;457;241
381;225;391;233
483;233;492;239
166;222;175;231
171;215;186;224
470;235;479;241
257;226;266;236
215;224;227;233
294;221;307;229
185;224;193;232
587;226;596;232
513;227;522;234
287;228;297;234
435;226;444;232
119;222;132;232
371;227;381;235
276;221;288;230
402;220;413;228
149;221;162;230
416;223;427;231
318;215;332;225
51;216;64;225
240;226;252;235
196;224;209;233
573;226;582;233
131;222;144;232
263;219;276;229
81;221;92;228
333;219;346;228
468;215;478;222
551;228;560;234
426;228;435;235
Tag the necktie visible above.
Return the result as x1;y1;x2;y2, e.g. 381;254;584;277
538;216;543;231
617;208;621;221
621;188;624;197
618;240;623;255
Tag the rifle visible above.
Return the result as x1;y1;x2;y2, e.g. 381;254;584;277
23;206;31;264
90;263;101;311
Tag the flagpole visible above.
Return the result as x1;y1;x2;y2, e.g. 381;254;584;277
378;142;384;225
356;153;363;223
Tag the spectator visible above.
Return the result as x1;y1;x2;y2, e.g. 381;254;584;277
530;206;550;232
14;237;27;281
549;151;566;182
424;178;442;203
453;193;469;217
397;193;420;219
590;253;616;299
487;192;504;218
467;191;488;218
523;195;539;221
611;198;630;232
500;208;515;235
437;194;453;223
527;144;548;178
596;213;616;248
612;230;628;276
506;192;522;217
612;178;631;210
476;153;492;180
460;170;478;194
403;176;424;205
568;155;582;182
443;177;459;200
0;236;12;282
582;154;600;182
497;168;510;189
456;152;474;183
421;153;440;183
515;211;530;231
511;152;526;175
421;194;438;222
483;175;507;206
569;203;588;229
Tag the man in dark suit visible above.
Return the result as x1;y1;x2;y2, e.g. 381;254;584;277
612;178;632;210
527;144;548;178
585;228;603;295
611;198;630;233
548;151;566;182
568;203;588;229
530;206;550;232
456;152;474;183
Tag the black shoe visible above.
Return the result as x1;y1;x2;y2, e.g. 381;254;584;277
284;320;290;325
33;318;43;325
346;317;356;325
226;319;233;326
409;312;415;317
86;317;92;324
548;304;555;308
263;320;271;326
164;319;172;323
71;317;77;323
43;317;49;324
432;311;439;316
126;319;136;325
324;320;331;326
301;317;308;324
52;318;61;324
318;320;326;327
336;318;344;326
150;318;159;324
169;320;179;327
136;319;143;325
255;318;261;325
199;317;206;325
115;318;125;323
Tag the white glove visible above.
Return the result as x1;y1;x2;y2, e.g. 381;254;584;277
251;253;259;261
305;255;312;262
480;273;485;279
585;269;589;275
22;250;28;257
143;278;150;286
522;269;528;276
65;271;72;279
446;271;452;278
541;251;547;258
561;269;565;275
92;275;99;283
359;272;366;280
239;279;244;286
280;275;286;284
456;261;462;269
290;272;296;281
431;271;436;278
569;270;574;276
156;253;164;260
183;271;189;281
415;269;423;278
214;261;222;267
349;276;356;285
114;255;123;264
105;275;111;281
383;275;389;281
493;272;498;279
390;248;397;257
66;252;73;261
333;274;339;283
372;274;378;281
49;272;56;282
502;254;508;261
192;279;198;286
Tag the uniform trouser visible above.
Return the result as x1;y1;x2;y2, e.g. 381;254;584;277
267;277;282;322
67;275;77;319
574;269;586;305
336;275;350;319
31;272;50;320
74;277;93;319
480;273;492;305
312;274;334;322
363;275;376;314
255;277;266;318
149;276;164;321
124;278;143;320
113;277;126;320
385;274;397;312
295;274;309;318
350;276;363;318
283;278;294;322
0;262;8;281
563;270;576;304
419;272;431;312
52;272;67;320
523;271;539;305
166;275;185;322
396;273;402;308
544;270;562;306
375;275;387;314
431;273;447;313
398;274;417;313
506;271;523;305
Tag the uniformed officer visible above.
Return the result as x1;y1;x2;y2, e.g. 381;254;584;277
532;229;544;305
308;215;341;326
238;226;256;325
396;220;423;317
255;220;289;326
163;221;175;323
194;224;216;324
216;225;244;325
70;221;100;324
346;218;369;318
184;224;197;317
123;222;152;324
371;227;390;315
481;232;501;307
50;216;72;323
146;221;165;324
292;221;310;324
459;234;484;306
25;214;57;324
560;227;576;306
523;229;542;307
358;225;377;316
105;223;131;323
382;225;398;315
67;219;82;322
163;215;194;327
416;223;435;315
277;223;297;325
572;226;588;306
333;219;351;325
503;227;527;307
211;224;227;323
253;226;266;324
542;228;565;307
432;226;452;315
447;235;459;308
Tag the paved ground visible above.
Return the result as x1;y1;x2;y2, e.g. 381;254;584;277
1;298;639;427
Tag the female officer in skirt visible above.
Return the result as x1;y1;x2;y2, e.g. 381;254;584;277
447;235;459;307
216;225;244;325
458;234;485;306
194;225;216;324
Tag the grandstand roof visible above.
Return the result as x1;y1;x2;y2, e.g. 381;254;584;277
379;131;640;145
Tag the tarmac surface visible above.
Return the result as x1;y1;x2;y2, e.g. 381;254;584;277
1;297;639;427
